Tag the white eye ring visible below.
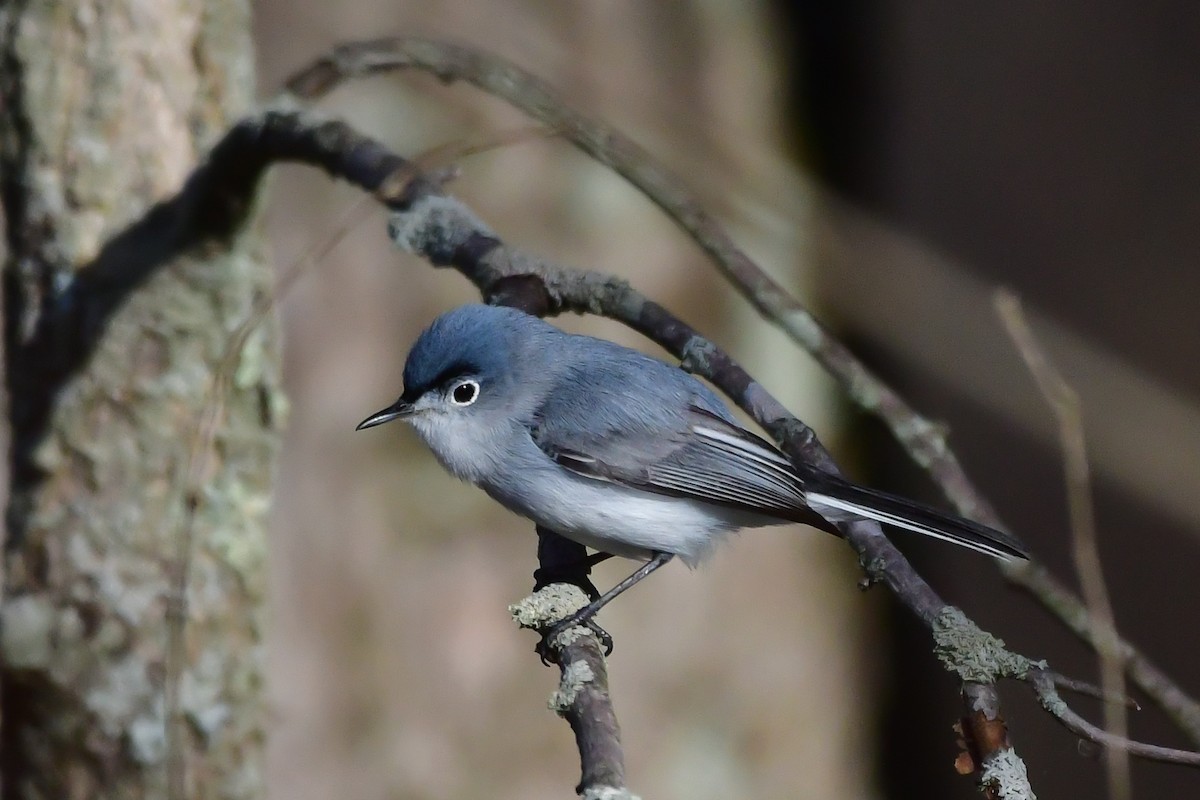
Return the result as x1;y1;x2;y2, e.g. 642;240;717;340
449;379;480;406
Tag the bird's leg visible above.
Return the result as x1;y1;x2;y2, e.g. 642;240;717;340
537;551;675;661
531;527;615;661
585;552;615;568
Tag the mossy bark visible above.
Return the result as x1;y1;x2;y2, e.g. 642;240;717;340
0;1;278;797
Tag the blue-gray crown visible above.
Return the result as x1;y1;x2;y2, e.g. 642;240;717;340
401;304;550;400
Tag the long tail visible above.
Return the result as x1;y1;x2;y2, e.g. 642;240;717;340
801;472;1029;561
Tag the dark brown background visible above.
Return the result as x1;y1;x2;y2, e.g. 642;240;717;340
786;2;1200;798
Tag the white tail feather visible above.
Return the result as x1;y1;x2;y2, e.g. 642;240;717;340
806;492;1018;561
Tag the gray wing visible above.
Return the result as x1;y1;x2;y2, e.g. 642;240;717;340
545;407;812;516
528;352;823;525
524;333;1028;559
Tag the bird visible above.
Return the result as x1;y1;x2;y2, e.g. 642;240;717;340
357;304;1029;650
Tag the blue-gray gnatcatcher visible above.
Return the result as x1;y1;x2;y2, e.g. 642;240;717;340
358;304;1028;647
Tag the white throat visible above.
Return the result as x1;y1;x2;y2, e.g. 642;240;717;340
407;412;511;485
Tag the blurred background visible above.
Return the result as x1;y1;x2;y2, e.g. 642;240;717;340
252;2;1200;798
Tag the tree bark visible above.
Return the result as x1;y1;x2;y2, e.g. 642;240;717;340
0;1;277;798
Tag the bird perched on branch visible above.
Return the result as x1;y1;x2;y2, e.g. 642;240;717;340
358;304;1028;652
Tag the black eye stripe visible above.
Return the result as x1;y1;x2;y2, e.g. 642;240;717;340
426;360;479;393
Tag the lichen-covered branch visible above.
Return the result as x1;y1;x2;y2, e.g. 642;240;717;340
281;36;1200;748
511;584;633;797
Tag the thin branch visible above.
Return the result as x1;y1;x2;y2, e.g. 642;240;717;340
510;584;630;796
1030;670;1200;768
1051;671;1140;711
1013;559;1200;744
280;36;1200;747
996;289;1131;800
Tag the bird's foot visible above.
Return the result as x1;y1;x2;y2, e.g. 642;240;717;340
535;611;613;665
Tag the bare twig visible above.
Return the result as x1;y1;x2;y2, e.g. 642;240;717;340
1030;670;1200;768
279;36;1200;748
1051;671;1140;711
1012;559;1200;743
997;289;1131;799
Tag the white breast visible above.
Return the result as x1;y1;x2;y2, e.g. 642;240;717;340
486;458;783;567
409;411;784;566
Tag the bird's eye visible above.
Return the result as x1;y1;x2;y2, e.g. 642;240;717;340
449;379;480;406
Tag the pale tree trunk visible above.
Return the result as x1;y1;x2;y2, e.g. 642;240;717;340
0;1;278;798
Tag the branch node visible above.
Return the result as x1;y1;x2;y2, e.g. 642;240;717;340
510;582;593;653
511;585;600;662
858;556;887;588
1033;676;1071;719
387;194;494;265
540;269;638;318
510;582;590;626
486;274;553;317
893;415;951;468
934;607;1045;683
679;335;717;374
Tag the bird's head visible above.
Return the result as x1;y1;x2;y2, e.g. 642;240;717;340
356;304;551;436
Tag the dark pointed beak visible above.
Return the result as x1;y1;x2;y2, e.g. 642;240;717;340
355;399;416;431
